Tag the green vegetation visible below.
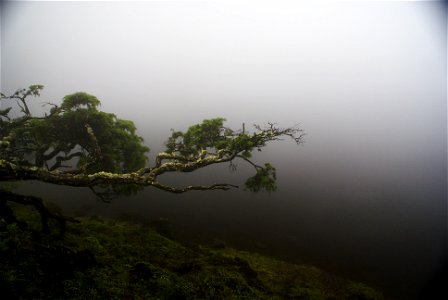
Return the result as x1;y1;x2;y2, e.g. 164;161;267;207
1;86;383;299
1;204;383;300
1;85;305;194
1;85;305;230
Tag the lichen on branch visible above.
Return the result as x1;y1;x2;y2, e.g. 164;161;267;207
1;85;305;195
0;85;305;234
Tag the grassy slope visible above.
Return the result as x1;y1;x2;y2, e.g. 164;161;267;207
0;204;383;300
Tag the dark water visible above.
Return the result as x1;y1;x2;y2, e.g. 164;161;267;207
16;149;447;300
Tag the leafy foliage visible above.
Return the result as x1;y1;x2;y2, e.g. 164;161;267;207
166;118;229;157
3;90;149;173
60;92;101;111
165;118;303;192
165;118;264;159
1;84;305;198
245;163;277;193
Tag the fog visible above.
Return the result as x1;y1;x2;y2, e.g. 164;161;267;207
1;1;446;299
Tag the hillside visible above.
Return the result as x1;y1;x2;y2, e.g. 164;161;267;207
0;203;383;300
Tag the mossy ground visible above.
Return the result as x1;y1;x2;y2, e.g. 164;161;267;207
0;203;383;300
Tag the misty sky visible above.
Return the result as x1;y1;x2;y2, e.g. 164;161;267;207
1;1;446;162
1;1;446;210
1;1;447;298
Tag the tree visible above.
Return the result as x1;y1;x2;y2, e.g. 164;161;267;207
0;85;305;234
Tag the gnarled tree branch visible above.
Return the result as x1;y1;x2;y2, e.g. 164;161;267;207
1;189;79;236
152;182;239;193
1;85;305;236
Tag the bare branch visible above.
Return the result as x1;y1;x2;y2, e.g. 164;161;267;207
1;86;305;198
85;123;102;159
88;186;115;203
152;181;238;193
0;160;240;195
154;152;196;168
236;155;262;170
149;150;237;180
1;189;79;236
49;151;84;171
253;122;305;145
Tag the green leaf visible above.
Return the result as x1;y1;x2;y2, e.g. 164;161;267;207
244;163;277;193
61;92;101;111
